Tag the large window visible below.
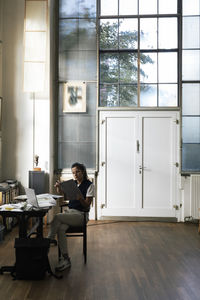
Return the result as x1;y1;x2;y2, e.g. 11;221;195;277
182;0;200;172
98;0;179;107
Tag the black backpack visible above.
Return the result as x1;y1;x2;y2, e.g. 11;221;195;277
13;238;62;280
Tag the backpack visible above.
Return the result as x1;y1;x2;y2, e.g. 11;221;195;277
13;238;62;280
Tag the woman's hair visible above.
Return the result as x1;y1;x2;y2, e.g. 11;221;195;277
71;162;88;181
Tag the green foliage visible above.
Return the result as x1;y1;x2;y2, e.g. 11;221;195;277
100;21;154;106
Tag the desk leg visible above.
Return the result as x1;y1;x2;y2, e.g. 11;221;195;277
36;217;44;238
18;215;27;238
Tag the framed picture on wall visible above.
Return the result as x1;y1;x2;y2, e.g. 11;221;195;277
63;81;86;113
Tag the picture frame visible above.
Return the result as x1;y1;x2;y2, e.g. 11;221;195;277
63;81;86;113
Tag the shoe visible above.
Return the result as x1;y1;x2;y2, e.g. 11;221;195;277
55;257;71;271
49;239;57;246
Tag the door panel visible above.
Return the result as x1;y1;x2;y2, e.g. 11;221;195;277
106;117;137;213
141;117;176;216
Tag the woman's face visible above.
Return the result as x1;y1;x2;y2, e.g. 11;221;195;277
72;166;84;183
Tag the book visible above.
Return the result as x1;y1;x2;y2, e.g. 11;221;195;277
60;179;83;201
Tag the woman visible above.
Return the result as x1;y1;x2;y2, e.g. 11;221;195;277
48;162;94;271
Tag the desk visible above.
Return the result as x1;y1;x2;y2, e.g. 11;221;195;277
0;208;50;275
0;208;49;238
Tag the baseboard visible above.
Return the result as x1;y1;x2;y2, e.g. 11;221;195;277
100;216;178;222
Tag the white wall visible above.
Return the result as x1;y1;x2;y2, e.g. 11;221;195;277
1;0;50;190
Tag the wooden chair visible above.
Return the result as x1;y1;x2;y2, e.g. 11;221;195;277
58;202;88;263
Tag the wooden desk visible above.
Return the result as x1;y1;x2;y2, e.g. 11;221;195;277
0;208;49;238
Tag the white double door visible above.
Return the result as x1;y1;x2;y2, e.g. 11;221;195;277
98;111;180;218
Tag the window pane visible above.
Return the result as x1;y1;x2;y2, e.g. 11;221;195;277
79;19;96;50
79;0;96;17
119;19;138;49
182;117;200;143
140;53;157;83
59;20;78;51
140;84;157;106
24;32;46;61
120;53;138;83
60;0;96;18
101;0;118;15
119;85;138;106
182;144;200;172
100;53;119;83
140;18;157;49
159;18;177;49
159;0;177;14
100;19;118;49
159;84;177;106
183;0;200;16
182;50;200;80
159;53;177;83
139;0;157;15
119;0;137;15
100;84;118;106
183;17;200;49
182;84;200;115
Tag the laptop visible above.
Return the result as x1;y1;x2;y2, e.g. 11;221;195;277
25;188;53;209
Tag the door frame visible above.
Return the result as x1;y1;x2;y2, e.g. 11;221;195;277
97;110;180;221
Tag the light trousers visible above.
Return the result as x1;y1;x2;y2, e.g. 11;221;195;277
48;208;88;256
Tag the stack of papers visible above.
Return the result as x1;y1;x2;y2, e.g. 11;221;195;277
0;202;31;212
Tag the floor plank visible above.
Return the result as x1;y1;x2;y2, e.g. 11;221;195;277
0;221;200;300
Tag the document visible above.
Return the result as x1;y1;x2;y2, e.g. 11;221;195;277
61;179;83;200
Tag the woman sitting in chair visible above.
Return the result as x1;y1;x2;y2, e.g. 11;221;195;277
48;162;94;271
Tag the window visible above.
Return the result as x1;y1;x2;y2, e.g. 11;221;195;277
98;0;179;107
182;0;200;172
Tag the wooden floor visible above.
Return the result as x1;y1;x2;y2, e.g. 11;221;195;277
0;221;200;300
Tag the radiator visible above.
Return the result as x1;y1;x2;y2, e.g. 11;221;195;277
190;175;200;219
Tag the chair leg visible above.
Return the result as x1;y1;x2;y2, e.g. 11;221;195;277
58;246;61;261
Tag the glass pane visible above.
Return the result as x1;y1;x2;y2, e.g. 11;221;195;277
79;19;96;50
119;0;137;15
26;1;47;31
140;84;157;106
182;50;200;80
140;18;157;49
100;19;118;50
100;53;119;83
159;18;177;49
119;85;138;106
140;53;157;83
183;17;200;49
58;142;96;169
79;116;96;142
59;0;96;18
159;0;177;14
182;84;200;115
139;0;157;15
182;117;200;143
59;20;78;51
159;84;177;106
119;18;138;49
59;50;97;81
101;0;118;15
120;53;138;83
183;0;200;16
182;144;200;172
100;84;119;106
24;32;46;61
79;0;96;17
159;53;177;83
